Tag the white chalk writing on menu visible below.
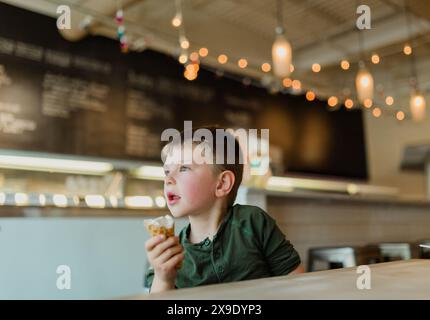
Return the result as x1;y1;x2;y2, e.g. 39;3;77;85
126;124;161;158
0;65;11;87
44;49;72;68
0;102;36;134
128;70;215;103
0;37;15;55
42;73;110;118
15;41;43;62
126;89;173;122
0;36;112;75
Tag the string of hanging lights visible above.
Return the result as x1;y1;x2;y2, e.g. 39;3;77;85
212;57;422;123
64;0;428;122
171;0;200;81
186;40;424;122
166;0;426;122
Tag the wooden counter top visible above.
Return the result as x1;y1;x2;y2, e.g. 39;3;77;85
132;260;430;300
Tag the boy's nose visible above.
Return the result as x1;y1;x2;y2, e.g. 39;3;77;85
164;174;176;185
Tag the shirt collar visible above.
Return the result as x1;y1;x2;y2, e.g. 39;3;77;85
181;205;236;247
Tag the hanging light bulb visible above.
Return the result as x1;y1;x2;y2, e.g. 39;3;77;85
238;58;248;69
178;52;188;64
410;90;426;122
272;32;292;78
327;96;338;107
355;62;374;104
341;60;350;70
271;1;292;78
172;0;183;27
345;99;354;109
171;13;182;27
385;96;394;106
371;53;380;64
199;47;208;57
179;35;189;49
372;107;382;118
291;79;301;91
185;63;199;73
189;51;199;62
184;68;197;81
261;63;271;73
396;111;405;121
306;91;315;101
311;63;321;73
363;98;373;108
403;44;412;55
403;0;425;122
282;78;292;87
217;54;228;64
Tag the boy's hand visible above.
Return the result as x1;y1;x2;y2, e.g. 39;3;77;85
145;235;184;289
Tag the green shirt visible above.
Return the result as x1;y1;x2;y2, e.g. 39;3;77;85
144;204;301;290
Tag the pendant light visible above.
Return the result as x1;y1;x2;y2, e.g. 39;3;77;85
355;20;374;105
404;0;426;122
272;0;292;78
356;61;374;104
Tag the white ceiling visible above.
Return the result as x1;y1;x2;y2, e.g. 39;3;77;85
2;0;430;114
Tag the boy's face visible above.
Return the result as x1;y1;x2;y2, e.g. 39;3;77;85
163;144;219;218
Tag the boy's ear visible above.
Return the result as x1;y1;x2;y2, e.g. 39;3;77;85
215;170;235;199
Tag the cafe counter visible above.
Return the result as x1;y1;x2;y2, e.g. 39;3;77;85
132;260;430;300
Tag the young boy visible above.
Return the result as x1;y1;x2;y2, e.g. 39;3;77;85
144;126;303;293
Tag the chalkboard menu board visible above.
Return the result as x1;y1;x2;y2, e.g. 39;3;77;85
0;3;368;179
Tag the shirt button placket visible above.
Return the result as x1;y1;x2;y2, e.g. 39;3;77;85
213;243;224;275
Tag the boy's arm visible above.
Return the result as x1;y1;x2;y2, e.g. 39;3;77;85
144;267;177;293
257;210;302;276
289;264;305;275
151;276;176;293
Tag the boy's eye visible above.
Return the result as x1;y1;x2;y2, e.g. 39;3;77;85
163;170;169;176
179;166;190;172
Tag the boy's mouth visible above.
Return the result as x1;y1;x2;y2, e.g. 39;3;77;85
166;192;181;205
